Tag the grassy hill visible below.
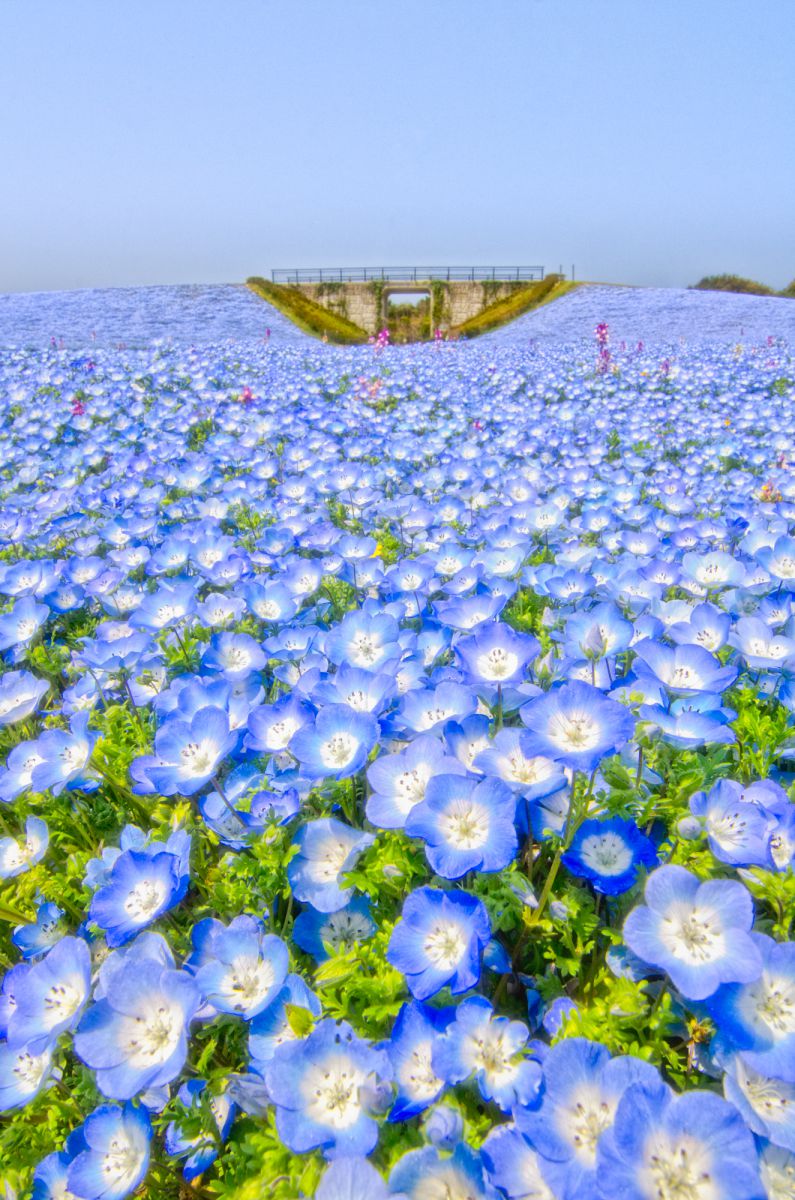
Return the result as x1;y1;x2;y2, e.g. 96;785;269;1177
452;275;579;338
246;277;369;344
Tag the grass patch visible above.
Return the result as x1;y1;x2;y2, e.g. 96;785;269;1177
691;274;795;298
453;275;579;338
246;277;369;344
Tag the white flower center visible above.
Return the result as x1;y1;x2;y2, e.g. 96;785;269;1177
740;972;795;1037
44;978;85;1026
579;832;634;876
179;739;216;777
736;1059;795;1124
309;839;350;883
224;955;276;1011
397;1041;441;1101
660;905;725;964
101;1135;143;1190
642;1133;716;1200
302;1053;365;1129
549;710;601;751
440;800;489;850
120;997;183;1066
124;877;168;921
414;1167;485;1200
319;733;357;769
13;1047;50;1092
477;647;520;680
423;922;466;969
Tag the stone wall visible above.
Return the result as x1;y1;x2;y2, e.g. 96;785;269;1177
290;279;529;335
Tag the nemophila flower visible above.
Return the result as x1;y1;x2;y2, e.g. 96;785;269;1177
32;1150;76;1200
642;697;736;749
242;580;299;624
481;1125;556;1200
668;601;731;652
129;578;197;631
435;592;506;633
689;779;776;867
561;817;658;895
395;681;478;735
758;535;795;583
386;886;490;1001
65;1102;152;1200
164;1080;235;1182
6;935;91;1050
247;973;322;1068
0;595;49;652
197;767;265;848
721;1054;795;1152
289;703;379;779
623;865;762;1000
29;711;98;796
386;1001;452;1121
681;549;746;591
455;622;539;686
315;1157;397;1200
520;680;635;772
423;1102;464;1149
444;713;493;771
311;665;396;716
187;915;289;1019
92;931;175;1003
196;591;245;628
264;1018;392;1158
474;728;567;800
132;705;237;796
292;896;375;961
0;815;48;878
12;900;65;958
708;933;795;1082
730;617;795;670
288;818;374;913
405;774;518;879
514;1037;661;1200
433;995;540;1112
597;1078;764;1200
563;601;634;661
0;1039;54;1111
244;693;314;755
366;734;468;830
389;1143;497;1200
88;842;189;946
74;955;200;1099
0;669;48;726
200;631;267;680
324;607;401;671
631;638;738;697
757;1142;795;1200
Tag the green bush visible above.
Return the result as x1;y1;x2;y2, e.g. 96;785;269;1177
690;274;776;296
246;278;368;344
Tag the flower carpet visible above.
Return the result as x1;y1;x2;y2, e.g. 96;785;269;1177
0;293;794;1199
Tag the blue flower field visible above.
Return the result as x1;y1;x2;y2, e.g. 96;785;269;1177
1;286;794;1199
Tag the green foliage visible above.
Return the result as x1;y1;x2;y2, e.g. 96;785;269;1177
313;927;406;1038
187;416;215;450
247;278;368;344
691;274;776;296
502;586;552;651
731;686;793;781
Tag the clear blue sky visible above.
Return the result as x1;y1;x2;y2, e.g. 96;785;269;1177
2;0;793;293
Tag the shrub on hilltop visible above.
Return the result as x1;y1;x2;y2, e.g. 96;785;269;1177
691;273;776;296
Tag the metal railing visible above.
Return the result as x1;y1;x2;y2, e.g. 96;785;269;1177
271;266;545;284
